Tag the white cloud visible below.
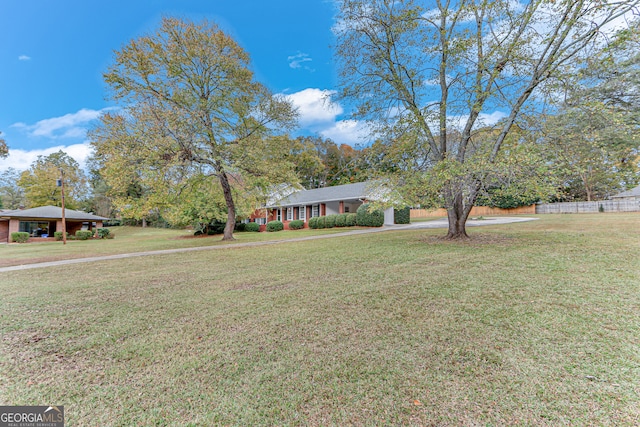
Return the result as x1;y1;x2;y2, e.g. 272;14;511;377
599;8;638;39
478;111;508;125
320;120;371;146
18;55;31;61
421;7;476;25
0;143;93;172
285;88;343;126
443;110;509;130
287;52;314;71
11;108;113;140
424;74;455;87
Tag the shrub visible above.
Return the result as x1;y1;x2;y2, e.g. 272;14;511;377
234;223;246;232
325;214;337;228
75;230;94;240
308;217;319;229
207;220;226;235
11;232;29;243
356;204;384;227
266;220;284;232
346;213;357;226
476;187;540;209
394;207;411;224
289;219;304;230
316;216;326;229
97;228;111;239
245;222;260;232
335;213;348;227
54;231;68;241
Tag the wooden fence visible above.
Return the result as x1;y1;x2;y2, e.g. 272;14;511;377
410;205;536;218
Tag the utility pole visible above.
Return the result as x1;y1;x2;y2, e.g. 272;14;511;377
57;170;67;245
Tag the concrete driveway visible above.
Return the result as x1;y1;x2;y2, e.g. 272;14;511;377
391;216;538;229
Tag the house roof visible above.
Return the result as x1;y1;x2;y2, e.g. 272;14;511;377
267;181;382;208
611;184;640;198
0;205;109;221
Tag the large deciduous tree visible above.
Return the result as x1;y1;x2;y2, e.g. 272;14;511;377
539;21;640;201
92;17;298;240
18;151;87;209
289;136;367;189
335;0;638;238
575;20;640;115
0;168;27;210
540;105;639;201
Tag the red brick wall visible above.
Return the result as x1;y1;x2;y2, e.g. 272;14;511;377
0;221;8;243
66;222;83;235
9;219;19;235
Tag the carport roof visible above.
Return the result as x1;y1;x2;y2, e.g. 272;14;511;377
0;206;108;221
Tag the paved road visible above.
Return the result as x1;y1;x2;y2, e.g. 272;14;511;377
0;217;537;273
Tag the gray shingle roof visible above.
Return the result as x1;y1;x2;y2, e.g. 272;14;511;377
267;181;378;207
0;206;108;221
612;184;640;198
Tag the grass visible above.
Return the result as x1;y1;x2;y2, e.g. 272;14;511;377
0;226;355;268
0;213;639;425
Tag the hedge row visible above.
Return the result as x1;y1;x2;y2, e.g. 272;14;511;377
308;212;360;229
242;204;389;233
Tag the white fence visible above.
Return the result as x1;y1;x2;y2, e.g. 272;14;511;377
536;199;640;214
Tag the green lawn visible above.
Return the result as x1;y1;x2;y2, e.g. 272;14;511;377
0;226;353;268
1;214;639;425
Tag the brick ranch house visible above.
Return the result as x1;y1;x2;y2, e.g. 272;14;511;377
0;206;108;243
250;181;397;230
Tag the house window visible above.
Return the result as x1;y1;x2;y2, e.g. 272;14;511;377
255;218;266;225
344;206;350;213
276;209;282;221
312;204;319;218
286;207;293;221
19;221;50;237
299;205;306;221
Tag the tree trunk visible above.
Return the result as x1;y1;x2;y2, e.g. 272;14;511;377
218;171;236;241
446;194;472;239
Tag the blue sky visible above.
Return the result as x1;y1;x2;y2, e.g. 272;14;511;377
0;0;367;171
3;1;631;174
